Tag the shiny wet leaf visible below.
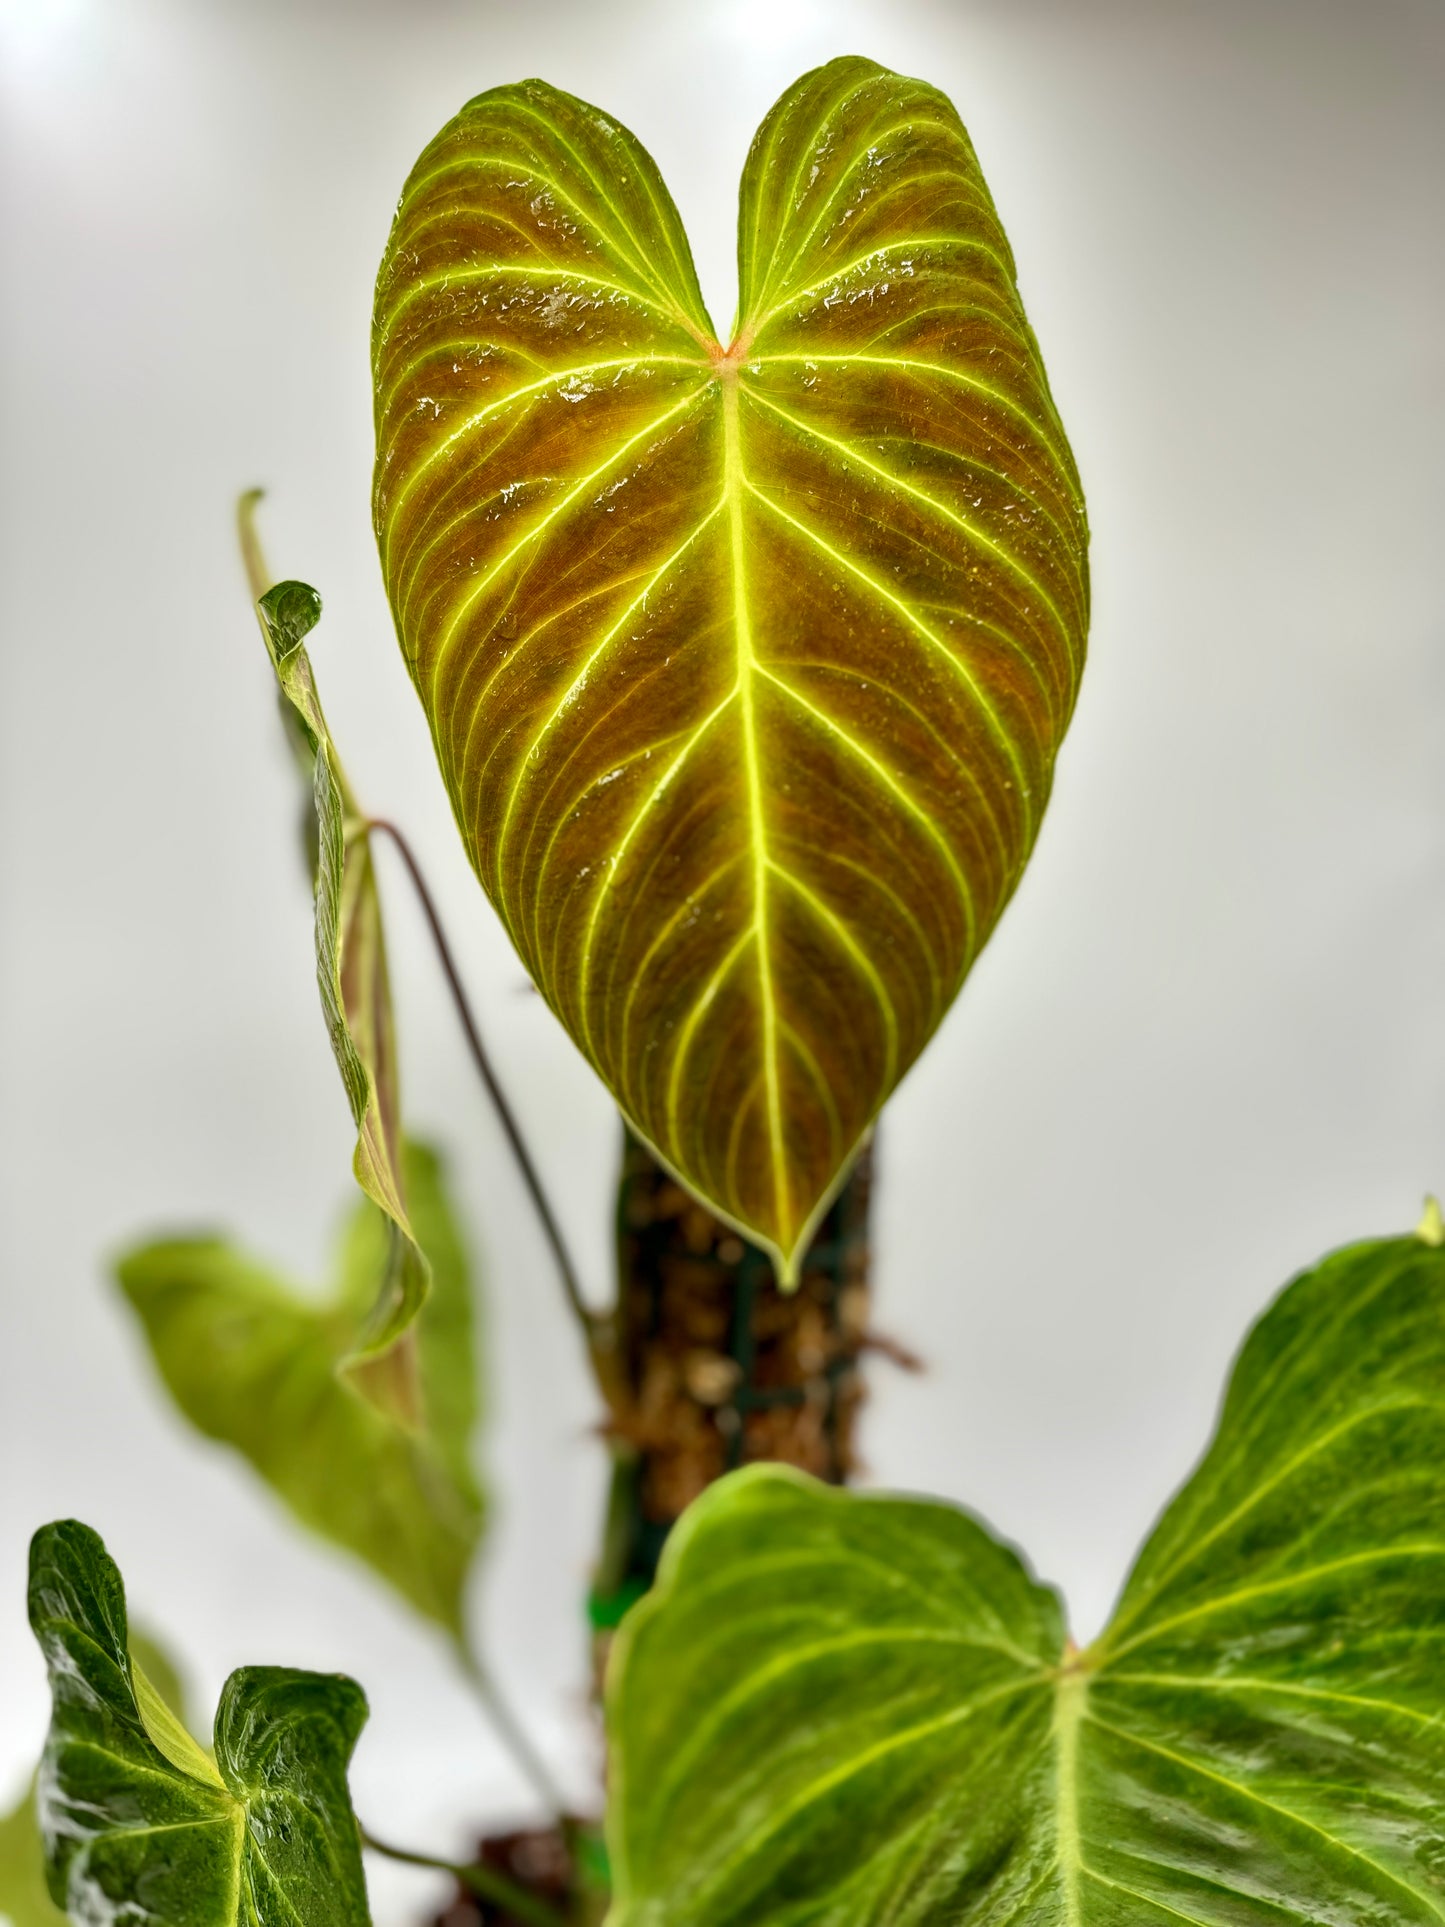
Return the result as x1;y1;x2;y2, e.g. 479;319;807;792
28;1521;371;1926
372;56;1088;1279
606;1225;1445;1922
1;1636;189;1927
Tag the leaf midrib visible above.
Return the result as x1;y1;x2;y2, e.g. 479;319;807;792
1053;1664;1088;1925
453;340;1048;1256
722;370;788;1243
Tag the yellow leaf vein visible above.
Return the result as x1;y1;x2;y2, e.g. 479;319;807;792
424;385;708;700
743;477;1034;839
744;383;1076;695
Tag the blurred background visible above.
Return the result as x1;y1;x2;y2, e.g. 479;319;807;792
2;0;1442;1918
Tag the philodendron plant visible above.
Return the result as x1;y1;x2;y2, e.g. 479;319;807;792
10;53;1444;1927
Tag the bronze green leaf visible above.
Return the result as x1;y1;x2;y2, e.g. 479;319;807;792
372;56;1088;1280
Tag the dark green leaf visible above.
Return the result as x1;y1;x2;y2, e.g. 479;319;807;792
0;1630;190;1927
371;57;1088;1281
606;1224;1445;1923
256;579;322;663
116;1141;483;1640
28;1521;371;1926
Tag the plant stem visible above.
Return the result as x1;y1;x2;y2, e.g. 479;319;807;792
237;487;271;606
361;1828;567;1927
365;815;601;1350
457;1641;570;1824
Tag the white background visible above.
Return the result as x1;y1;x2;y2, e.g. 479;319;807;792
2;1;1442;1920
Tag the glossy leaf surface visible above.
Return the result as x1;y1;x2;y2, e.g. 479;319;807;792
2;1636;189;1927
240;504;426;1375
607;1228;1445;1922
117;1141;483;1640
28;1521;371;1926
373;57;1088;1277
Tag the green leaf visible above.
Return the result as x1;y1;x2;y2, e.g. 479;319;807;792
0;1784;65;1927
116;1140;483;1640
606;1227;1445;1923
371;56;1088;1282
2;1632;191;1927
239;494;426;1382
27;1520;371;1926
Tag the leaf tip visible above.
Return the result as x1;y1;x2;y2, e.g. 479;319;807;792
1415;1194;1444;1246
772;1245;802;1293
27;1518;104;1604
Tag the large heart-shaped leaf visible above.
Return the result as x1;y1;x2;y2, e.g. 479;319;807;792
116;1139;484;1641
605;1220;1445;1922
28;1521;371;1926
372;56;1088;1278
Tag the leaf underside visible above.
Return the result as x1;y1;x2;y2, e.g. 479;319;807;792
605;1231;1445;1923
372;56;1088;1276
28;1521;371;1927
116;1139;484;1640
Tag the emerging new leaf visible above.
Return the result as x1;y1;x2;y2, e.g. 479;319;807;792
240;495;426;1382
28;1521;371;1926
606;1227;1445;1922
117;1141;484;1641
372;57;1088;1279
